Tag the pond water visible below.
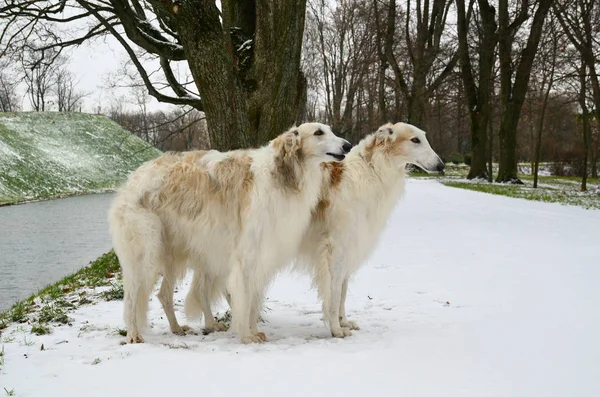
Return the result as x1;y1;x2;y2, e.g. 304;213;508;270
0;193;114;312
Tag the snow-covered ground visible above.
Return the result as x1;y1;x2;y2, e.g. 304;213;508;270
2;179;599;397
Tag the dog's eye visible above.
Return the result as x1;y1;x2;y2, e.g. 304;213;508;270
388;128;393;135
314;129;324;136
411;137;421;144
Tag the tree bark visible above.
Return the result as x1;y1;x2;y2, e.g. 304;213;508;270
457;0;497;180
579;62;590;192
496;0;553;183
533;29;557;188
487;109;494;182
162;0;307;150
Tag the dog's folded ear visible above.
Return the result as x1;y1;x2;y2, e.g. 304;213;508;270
272;129;302;191
375;123;394;145
272;129;301;159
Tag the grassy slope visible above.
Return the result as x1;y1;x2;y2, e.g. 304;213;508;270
0;251;123;336
0;112;161;204
410;164;600;210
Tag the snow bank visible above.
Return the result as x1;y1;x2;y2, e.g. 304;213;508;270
1;180;599;396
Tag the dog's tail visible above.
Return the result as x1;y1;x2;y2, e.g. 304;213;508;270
184;270;205;321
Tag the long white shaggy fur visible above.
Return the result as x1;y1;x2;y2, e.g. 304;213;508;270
296;122;444;337
108;122;350;344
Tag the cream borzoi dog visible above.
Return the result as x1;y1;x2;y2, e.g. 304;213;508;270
296;122;444;337
186;122;443;339
108;123;351;344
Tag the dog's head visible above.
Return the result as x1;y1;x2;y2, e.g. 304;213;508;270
270;123;351;191
277;123;351;163
368;122;444;172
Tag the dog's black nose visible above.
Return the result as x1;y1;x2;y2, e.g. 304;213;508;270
342;141;352;153
436;162;445;172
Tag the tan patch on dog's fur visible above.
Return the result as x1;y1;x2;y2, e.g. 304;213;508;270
313;197;330;222
272;131;303;192
139;150;253;224
322;161;345;189
313;162;345;222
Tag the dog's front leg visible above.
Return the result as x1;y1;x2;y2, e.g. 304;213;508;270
328;264;352;338
339;278;359;331
249;290;267;342
228;257;263;344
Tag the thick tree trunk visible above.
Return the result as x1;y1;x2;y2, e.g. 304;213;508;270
579;62;590;192
247;0;307;145
533;40;556;188
467;112;490;179
497;104;523;183
592;151;598;179
456;0;496;180
177;3;251;150
495;0;552;183
174;0;307;151
407;72;427;128
487;111;494;182
378;63;388;125
533;94;549;188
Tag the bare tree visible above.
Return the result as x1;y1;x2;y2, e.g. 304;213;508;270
554;0;600;150
306;0;374;139
0;60;20;112
54;68;87;111
532;15;560;188
495;0;554;183
2;0;309;150
456;0;498;180
578;61;592;191
19;45;62;111
377;0;458;128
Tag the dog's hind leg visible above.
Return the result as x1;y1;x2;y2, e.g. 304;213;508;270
157;269;192;336
121;251;159;344
339;278;359;330
185;270;227;333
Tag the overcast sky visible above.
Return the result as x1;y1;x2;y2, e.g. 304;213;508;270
18;31;177;114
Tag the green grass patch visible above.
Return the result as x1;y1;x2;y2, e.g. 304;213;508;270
31;324;51;336
0;251;121;329
38;304;71;324
443;180;600;209
101;281;124;301
408;162;600;210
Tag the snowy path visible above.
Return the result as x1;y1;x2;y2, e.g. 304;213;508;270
2;179;599;397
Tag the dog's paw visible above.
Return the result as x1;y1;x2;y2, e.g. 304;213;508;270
203;322;228;334
331;327;352;338
127;332;145;344
255;332;267;342
241;335;264;344
171;324;195;336
340;319;360;330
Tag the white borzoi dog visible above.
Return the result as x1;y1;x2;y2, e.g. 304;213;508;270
108;123;351;344
295;122;444;337
185;122;444;339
